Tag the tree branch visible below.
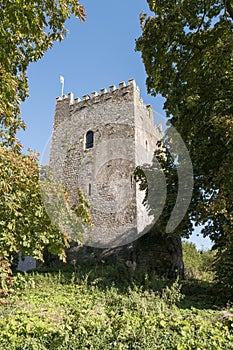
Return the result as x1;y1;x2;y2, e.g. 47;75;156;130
225;0;233;20
196;1;207;33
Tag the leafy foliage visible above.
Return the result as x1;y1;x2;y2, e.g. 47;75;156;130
134;143;193;238
182;241;215;281
0;145;91;295
0;0;88;294
214;235;233;291
0;269;232;349
39;166;92;244
0;146;68;260
136;0;233;288
0;258;14;299
0;0;85;149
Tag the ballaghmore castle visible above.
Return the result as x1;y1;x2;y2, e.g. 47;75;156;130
49;79;163;249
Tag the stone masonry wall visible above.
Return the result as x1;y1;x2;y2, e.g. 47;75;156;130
48;79;184;277
49;79;162;248
50;80;137;248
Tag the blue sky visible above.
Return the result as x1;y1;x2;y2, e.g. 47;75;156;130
18;0;212;250
19;0;165;154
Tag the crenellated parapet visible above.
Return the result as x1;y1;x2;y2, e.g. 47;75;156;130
56;79;136;107
53;79;157;130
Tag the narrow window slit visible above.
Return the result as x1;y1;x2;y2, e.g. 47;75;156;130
86;130;94;149
88;184;91;196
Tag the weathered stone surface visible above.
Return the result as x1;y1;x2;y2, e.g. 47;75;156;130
49;79;183;276
50;79;163;248
17;253;36;272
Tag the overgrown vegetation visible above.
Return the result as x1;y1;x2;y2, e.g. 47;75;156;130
182;241;215;281
0;262;232;349
0;0;89;297
0;146;91;297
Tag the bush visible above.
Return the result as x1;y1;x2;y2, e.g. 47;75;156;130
182;241;215;281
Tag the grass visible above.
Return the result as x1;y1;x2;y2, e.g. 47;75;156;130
0;261;233;349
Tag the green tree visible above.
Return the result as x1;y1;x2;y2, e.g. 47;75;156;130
0;146;68;263
136;1;233;289
0;0;85;150
135;138;193;239
182;241;215;280
0;145;91;293
0;0;87;293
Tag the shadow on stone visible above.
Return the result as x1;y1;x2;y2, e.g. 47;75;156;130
63;224;184;279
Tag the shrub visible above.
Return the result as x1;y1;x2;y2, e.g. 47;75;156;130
0;269;232;349
182;241;215;281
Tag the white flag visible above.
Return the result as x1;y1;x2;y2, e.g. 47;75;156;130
60;75;64;84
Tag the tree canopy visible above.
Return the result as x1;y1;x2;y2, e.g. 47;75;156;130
0;146;69;263
0;1;87;290
136;0;233;288
0;0;85;150
0;144;91;294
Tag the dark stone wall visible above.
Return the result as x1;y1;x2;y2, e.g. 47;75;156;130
133;225;184;278
65;224;184;279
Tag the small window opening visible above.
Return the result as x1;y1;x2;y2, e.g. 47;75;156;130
145;140;148;151
88;184;92;196
131;175;133;188
86;130;94;149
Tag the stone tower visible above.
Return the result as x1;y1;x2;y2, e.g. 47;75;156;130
49;79;163;249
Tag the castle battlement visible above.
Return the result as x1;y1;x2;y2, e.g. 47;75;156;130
53;79;160;135
56;79;137;109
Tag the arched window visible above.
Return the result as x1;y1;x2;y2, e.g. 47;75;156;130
86;130;94;149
